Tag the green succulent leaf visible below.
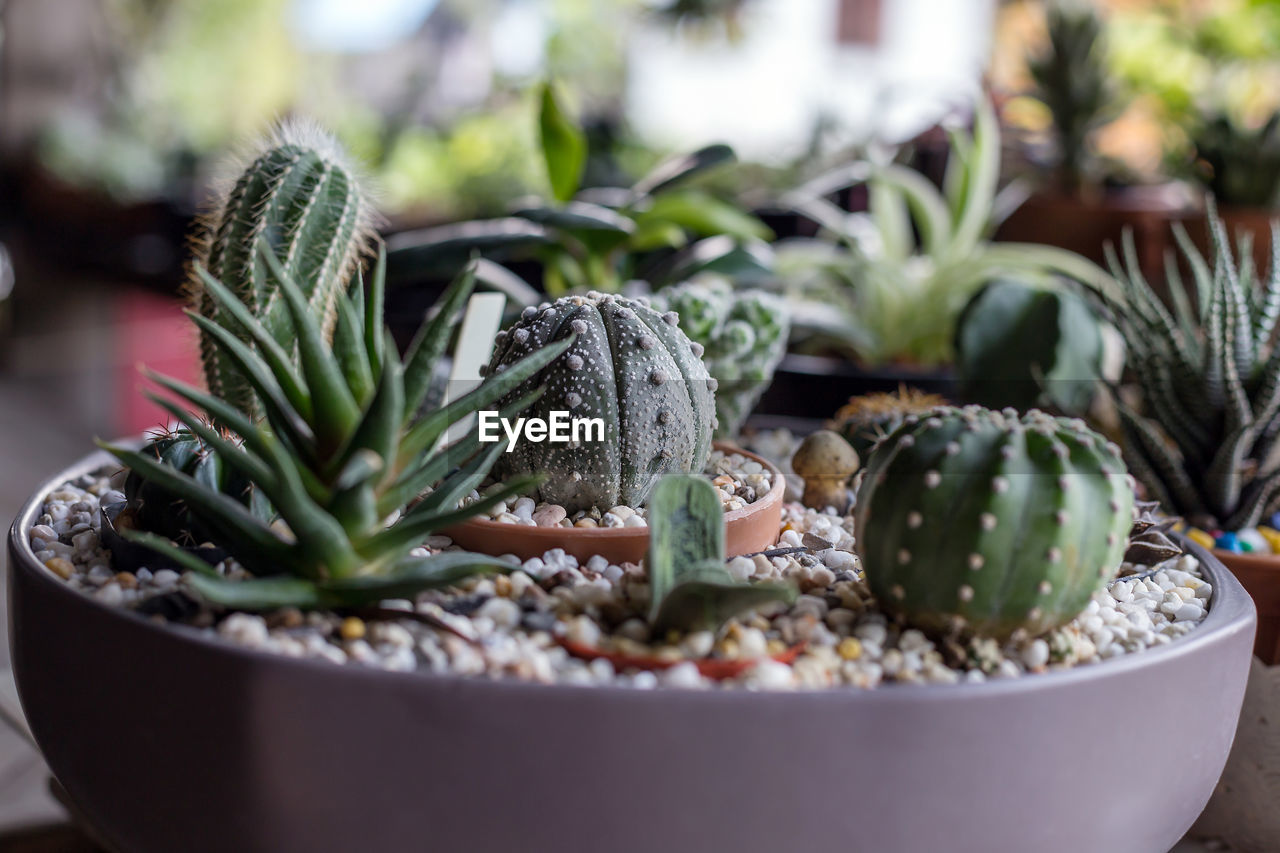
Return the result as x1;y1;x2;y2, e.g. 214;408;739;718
538;81;587;203
632;143;736;198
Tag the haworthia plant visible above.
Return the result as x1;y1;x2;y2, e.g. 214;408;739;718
101;247;573;610
187;120;375;416
855;406;1134;639
1086;204;1280;530
647;475;794;635
485;292;716;512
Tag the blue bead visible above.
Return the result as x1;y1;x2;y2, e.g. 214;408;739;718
1270;511;1280;531
1215;531;1243;553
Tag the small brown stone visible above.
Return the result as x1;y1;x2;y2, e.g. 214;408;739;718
574;518;598;528
114;572;138;589
44;557;75;580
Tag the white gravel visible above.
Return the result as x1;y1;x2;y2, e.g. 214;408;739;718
28;452;1212;691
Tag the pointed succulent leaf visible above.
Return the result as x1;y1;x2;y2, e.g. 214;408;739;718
538;81;586;203
650;566;796;636
185;572;325;610
322;552;515;605
631;143;736;198
646;475;725;621
402;261;479;418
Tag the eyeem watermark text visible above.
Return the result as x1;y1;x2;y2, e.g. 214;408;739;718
478;411;605;452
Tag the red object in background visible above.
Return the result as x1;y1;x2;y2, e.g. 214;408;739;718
112;288;201;437
836;0;882;45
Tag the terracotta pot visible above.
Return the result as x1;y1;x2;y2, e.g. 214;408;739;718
994;185;1191;279
443;444;785;565
6;449;1260;853
1213;549;1280;665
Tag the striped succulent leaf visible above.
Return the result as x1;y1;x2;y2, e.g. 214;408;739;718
101;246;573;610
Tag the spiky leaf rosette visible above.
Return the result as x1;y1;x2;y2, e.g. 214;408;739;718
100;247;572;610
646;475;794;634
485;292;716;512
1086;204;1280;530
188;121;376;416
122;426;272;548
855;406;1134;640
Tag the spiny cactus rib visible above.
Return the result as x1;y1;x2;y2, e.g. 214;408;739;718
855;406;1134;640
485;292;716;512
187;121;375;416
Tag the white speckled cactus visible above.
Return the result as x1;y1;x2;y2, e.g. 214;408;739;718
855;406;1134;639
656;280;789;438
485;292;716;512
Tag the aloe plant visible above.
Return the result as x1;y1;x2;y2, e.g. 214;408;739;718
100;248;572;610
777;98;1113;367
1087;205;1280;530
386;81;773;295
646;475;794;634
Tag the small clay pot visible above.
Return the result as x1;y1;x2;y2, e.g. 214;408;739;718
443;444;785;564
1214;548;1280;665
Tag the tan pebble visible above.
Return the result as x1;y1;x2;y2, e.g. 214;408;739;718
269;607;305;629
114;572;138;589
607;505;635;520
838;637;863;660
766;638;788;656
532;505;567;527
340;617;366;640
574;518;598;528
44;557;75;580
493;574;512;597
712;474;735;488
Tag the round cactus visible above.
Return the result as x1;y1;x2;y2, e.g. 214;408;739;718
854;406;1134;639
486;292;716;512
123;428;271;547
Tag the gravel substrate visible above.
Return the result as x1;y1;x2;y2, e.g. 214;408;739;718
462;448;773;528
28;449;1211;690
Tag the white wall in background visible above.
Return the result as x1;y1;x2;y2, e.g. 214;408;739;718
626;0;996;161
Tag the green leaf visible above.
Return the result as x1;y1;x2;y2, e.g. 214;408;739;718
185;572;324;610
646;475;725;622
511;201;635;235
650;571;797;636
117;529;221;577
634;190;772;242
259;245;361;450
632;143;736;198
538;81;587;203
385;219;551;279
322;552;515;605
403;261;479;419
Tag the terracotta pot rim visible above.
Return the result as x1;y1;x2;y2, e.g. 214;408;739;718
447;441;784;543
1211;548;1280;572
7;447;1259;698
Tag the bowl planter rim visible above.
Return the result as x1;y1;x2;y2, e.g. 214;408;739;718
441;441;785;564
7;446;1259;701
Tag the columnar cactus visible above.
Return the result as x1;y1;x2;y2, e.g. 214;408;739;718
486;292;716;512
186;121;375;416
855;406;1134;639
656;280;789;438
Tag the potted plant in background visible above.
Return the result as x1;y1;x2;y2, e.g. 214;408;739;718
1087;207;1280;850
763;97;1109;420
994;0;1189;280
384;81;774;297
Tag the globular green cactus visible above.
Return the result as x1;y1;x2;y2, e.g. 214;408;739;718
486;291;716;512
186;120;375;416
855;406;1134;639
830;387;947;460
122;427;272;548
656;280;789;439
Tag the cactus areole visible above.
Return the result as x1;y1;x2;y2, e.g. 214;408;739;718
855;406;1135;640
485;292;716;513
